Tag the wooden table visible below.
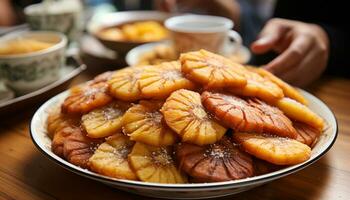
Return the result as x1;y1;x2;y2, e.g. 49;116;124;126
0;74;349;200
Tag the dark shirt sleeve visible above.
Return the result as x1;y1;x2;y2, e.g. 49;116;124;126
273;0;349;76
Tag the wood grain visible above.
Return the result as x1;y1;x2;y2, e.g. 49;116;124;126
0;75;349;200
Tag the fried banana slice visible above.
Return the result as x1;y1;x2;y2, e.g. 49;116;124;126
89;134;137;180
294;122;321;147
229;70;284;103
52;126;76;157
47;106;79;139
82;101;131;138
161;89;227;145
180;49;247;88
276;97;324;130
139;61;196;99
128;142;187;183
108;66;147;101
175;136;254;182
93;71;114;83
122;101;177;146
202;91;297;138
63;127;103;169
233;133;311;165
62;81;113;114
253;158;282;175
249;66;308;105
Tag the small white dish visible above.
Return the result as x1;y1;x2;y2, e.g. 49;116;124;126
30;90;337;199
126;41;251;66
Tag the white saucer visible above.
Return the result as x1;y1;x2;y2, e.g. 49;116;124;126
126;41;251;66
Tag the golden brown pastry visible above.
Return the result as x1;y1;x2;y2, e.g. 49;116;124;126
175;136;254;182
233;132;311;165
202;91;297;138
62;81;112;114
89;133;137;180
180;49;247;89
122;100;178;146
162;89;227;145
82;101;131;138
128;142;187;183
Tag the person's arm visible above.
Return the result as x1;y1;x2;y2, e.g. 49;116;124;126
251;0;349;86
274;0;349;76
317;24;348;76
0;0;17;26
251;18;329;86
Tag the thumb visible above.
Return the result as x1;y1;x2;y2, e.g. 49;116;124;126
251;35;278;54
159;0;177;12
251;19;288;54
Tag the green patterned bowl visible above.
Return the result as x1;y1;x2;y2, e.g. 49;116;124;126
0;31;67;95
24;1;82;41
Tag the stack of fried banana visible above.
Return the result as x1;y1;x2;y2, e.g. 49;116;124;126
47;49;324;183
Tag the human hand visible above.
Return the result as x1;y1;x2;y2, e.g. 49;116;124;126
0;0;17;26
155;0;207;12
251;18;329;87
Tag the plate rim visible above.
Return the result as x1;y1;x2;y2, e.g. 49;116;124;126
29;89;338;190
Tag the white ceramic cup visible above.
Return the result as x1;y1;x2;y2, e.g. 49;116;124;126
165;14;242;54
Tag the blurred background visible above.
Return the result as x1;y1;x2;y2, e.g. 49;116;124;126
0;0;348;112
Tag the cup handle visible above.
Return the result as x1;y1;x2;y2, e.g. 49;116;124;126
227;30;243;51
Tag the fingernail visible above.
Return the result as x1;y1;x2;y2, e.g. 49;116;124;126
263;65;275;74
254;37;270;45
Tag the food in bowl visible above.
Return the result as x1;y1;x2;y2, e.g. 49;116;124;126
46;50;324;184
137;44;178;65
0;38;55;55
135;44;249;66
0;31;67;95
98;21;168;43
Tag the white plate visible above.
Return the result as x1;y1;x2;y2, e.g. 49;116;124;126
126;41;251;66
30;90;337;199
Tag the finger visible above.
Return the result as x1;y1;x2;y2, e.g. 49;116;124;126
264;34;314;75
251;20;289;54
279;43;326;87
158;0;177;12
273;31;293;53
277;67;299;85
279;53;312;87
293;47;327;87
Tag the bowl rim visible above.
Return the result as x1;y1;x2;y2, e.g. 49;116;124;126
88;10;171;45
165;14;234;33
0;30;67;59
30;89;338;190
88;10;171;32
95;25;168;45
24;2;79;16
